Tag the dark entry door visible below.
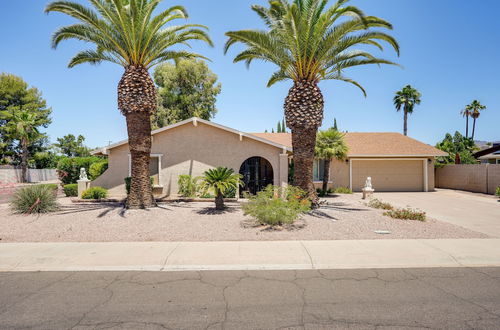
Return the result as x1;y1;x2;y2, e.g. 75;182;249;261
239;157;274;196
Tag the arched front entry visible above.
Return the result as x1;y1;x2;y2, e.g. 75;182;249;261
239;157;274;196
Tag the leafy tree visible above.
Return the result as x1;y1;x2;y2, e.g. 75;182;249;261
435;131;478;166
393;85;421;136
333;118;338;131
277;120;282;133
201;167;242;210
466;100;486;140
225;0;398;202
54;134;90;157
315;128;348;194
0;74;51;181
152;59;221;129
46;0;213;209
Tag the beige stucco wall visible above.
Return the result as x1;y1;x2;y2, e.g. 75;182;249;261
92;121;287;197
436;164;500;195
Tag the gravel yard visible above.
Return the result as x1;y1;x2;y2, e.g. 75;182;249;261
0;194;488;242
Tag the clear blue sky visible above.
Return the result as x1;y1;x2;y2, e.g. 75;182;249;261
0;0;498;148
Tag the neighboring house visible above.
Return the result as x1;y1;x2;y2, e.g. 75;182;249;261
92;117;446;196
474;143;500;164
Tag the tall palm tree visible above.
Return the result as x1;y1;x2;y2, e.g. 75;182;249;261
0;110;44;183
225;0;398;202
201;167;242;210
393;85;421;136
460;106;471;138
467;100;486;140
46;0;213;208
315;128;348;194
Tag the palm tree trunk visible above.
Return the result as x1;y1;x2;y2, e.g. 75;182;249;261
291;126;318;202
125;111;156;209
471;117;477;140
20;138;28;183
403;109;408;136
465;115;469;138
215;190;224;210
322;159;330;195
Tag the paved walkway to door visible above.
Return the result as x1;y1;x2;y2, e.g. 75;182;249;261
375;189;500;237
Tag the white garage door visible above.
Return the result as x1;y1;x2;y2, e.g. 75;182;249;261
352;159;424;192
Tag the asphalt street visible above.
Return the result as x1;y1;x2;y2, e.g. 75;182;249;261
1;267;499;329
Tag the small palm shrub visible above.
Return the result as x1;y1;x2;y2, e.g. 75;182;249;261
201;167;242;210
124;176;154;195
63;183;78;197
81;187;108;200
10;185;59;214
89;160;108;180
368;198;394;210
384;208;426;221
496;187;500;198
178;175;201;197
242;185;311;227
334;187;353;194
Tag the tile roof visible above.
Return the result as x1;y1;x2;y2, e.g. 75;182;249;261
250;132;447;157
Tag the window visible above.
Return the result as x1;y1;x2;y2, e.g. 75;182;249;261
313;159;325;182
497;159;500;165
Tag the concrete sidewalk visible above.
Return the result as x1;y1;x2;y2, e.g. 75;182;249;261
1;239;500;271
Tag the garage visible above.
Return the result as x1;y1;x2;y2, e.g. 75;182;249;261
351;159;426;192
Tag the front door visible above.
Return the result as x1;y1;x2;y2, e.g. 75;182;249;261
239;157;274;196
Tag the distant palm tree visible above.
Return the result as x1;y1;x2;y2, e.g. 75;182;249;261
315;128;348;194
225;0;399;202
466;100;486;140
393;85;421;136
460;106;471;138
201;167;242;210
46;0;213;209
0;110;44;182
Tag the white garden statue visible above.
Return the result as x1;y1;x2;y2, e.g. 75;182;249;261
79;167;89;181
362;176;374;199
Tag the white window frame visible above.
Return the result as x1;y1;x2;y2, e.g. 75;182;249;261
128;153;163;187
349;158;429;192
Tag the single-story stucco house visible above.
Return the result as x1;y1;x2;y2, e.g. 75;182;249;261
474;143;500;164
91;117;447;197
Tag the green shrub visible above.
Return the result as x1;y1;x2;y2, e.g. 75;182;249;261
316;188;333;197
63;183;78;197
334;187;353;194
496;187;500;197
367;198;394;210
56;156;104;185
10;185;59;214
89;160;108;180
242;185;311;227
384;208;426;221
124;176;154;195
81;187;108;200
39;183;58;191
178;175;201;197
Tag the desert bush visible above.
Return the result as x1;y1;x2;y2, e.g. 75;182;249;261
124;176;154;195
10;185;59;214
39;183;58;191
57;156;104;184
316;188;333;197
81;187;108;200
367;198;394;210
89;160;108;180
63;183;78;197
384;208;426;221
496;187;500;197
334;187;352;194
178;175;201;197
242;185;311;227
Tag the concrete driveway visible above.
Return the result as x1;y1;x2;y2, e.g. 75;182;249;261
376;189;500;237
